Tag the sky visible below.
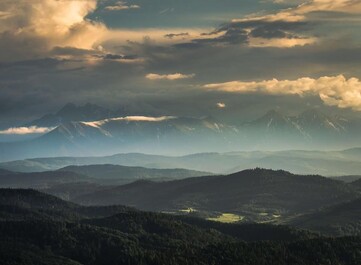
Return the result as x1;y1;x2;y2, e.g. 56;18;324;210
1;0;361;129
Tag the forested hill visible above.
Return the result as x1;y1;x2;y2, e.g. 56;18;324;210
0;188;361;265
289;197;361;236
74;168;359;222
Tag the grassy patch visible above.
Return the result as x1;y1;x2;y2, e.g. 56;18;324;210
207;213;244;223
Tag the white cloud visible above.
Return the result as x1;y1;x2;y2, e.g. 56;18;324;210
204;75;361;111
248;36;317;48
104;1;140;11
228;0;361;49
0;126;54;135
234;0;361;23
297;0;361;16
0;0;210;61
82;116;176;127
146;73;195;80
0;0;107;61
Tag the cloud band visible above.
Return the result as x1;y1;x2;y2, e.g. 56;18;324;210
204;75;361;111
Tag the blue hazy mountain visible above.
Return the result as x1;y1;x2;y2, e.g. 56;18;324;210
2;148;361;176
1;106;361;161
0;115;239;161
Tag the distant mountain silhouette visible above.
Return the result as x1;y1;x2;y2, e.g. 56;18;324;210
2;107;361;161
58;164;209;184
26;103;114;127
243;109;350;142
2;149;361;176
0;171;92;189
0;164;209;190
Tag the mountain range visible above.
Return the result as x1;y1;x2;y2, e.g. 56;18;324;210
58;164;209;183
25;103;116;128
0;165;208;189
2;148;361;176
2;103;361;161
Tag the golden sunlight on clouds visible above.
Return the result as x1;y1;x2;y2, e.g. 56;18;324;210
104;1;140;11
0;0;105;48
0;0;106;61
0;126;54;135
297;0;361;15
234;0;361;23
249;37;317;48
146;73;196;81
0;0;209;61
102;28;210;45
204;75;361;111
82;116;176;128
216;102;226;108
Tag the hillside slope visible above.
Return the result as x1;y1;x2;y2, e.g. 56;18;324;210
74;168;360;222
0;188;360;265
58;164;210;184
288;198;361;236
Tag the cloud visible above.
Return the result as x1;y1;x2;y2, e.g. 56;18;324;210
104;1;140;11
146;73;195;80
164;33;190;39
82;116;176;127
204;75;361;111
0;0;107;61
296;0;361;17
203;0;361;48
181;17;315;48
234;0;361;24
249;36;316;47
93;53;144;63
0;0;208;62
216;102;226;108
0;126;54;135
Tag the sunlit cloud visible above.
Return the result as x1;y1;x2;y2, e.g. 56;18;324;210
104;1;140;11
0;0;106;61
146;73;195;80
216;102;226;108
204;75;361;111
0;0;210;62
0;126;54;135
249;36;317;47
82;116;177;128
234;0;361;24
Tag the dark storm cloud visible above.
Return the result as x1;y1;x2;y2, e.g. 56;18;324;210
164;33;190;39
218;20;310;38
98;53;139;60
174;19;312;47
195;28;249;45
0;57;146;126
51;47;97;57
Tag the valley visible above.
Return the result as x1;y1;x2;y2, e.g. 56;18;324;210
0;188;360;265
